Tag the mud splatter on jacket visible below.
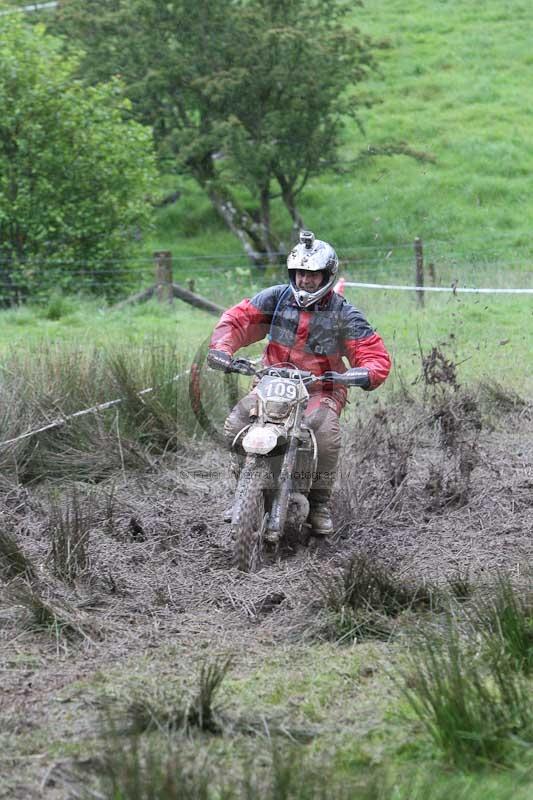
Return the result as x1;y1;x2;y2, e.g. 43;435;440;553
209;284;391;414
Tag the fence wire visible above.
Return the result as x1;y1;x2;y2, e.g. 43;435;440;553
0;237;532;307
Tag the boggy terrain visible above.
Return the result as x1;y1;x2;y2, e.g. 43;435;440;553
0;380;532;799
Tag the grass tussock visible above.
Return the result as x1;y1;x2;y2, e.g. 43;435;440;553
93;736;533;800
336;406;416;534
0;530;36;582
315;555;441;643
5;578;94;640
471;574;533;676
337;350;484;536
94;737;384;800
109;656;234;736
0;342;231;484
97;737;212;800
479;380;528;416
401;610;533;768
445;571;474;603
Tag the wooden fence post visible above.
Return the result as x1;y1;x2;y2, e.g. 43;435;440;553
414;237;425;308
154;250;173;304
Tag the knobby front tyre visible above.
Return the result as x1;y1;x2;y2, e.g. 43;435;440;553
231;457;272;572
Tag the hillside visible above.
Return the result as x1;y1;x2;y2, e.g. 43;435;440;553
148;0;533;277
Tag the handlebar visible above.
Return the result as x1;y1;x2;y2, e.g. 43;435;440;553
228;359;366;387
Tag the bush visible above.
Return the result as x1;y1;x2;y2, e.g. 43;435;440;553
0;15;157;301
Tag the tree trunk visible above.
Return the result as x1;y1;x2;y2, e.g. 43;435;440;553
285;196;305;243
193;159;286;269
276;173;305;244
205;183;264;266
259;187;283;265
154;190;181;208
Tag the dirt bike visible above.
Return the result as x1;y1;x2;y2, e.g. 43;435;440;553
226;358;363;572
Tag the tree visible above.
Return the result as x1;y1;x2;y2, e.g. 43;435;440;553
0;15;157;302
54;0;375;266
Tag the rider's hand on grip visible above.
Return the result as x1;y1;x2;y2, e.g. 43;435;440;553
231;358;256;376
343;368;371;388
322;368;370;388
207;349;232;372
321;371;341;383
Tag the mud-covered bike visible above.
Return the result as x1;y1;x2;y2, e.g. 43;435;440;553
226;359;366;571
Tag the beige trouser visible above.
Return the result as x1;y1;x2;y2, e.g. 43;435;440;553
223;392;342;503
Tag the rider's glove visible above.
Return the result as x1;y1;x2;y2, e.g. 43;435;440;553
207;349;232;372
322;368;371;388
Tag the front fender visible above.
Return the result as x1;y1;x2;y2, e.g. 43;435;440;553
242;424;284;455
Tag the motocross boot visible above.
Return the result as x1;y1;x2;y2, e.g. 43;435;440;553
308;501;334;536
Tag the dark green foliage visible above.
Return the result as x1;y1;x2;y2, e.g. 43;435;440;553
41;292;76;322
0;15;156;301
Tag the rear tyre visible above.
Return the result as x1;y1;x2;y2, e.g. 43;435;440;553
231;458;272;572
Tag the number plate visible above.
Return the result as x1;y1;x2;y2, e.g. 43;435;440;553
256;376;308;403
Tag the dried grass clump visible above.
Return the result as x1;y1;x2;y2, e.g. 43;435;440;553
47;488;92;584
336;403;417;536
479;380;528;415
0;342;225;485
96;737;212;800
94;736;373;800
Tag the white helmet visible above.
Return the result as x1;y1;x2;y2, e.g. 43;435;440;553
287;230;339;308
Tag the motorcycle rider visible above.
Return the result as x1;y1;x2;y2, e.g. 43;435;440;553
207;231;391;536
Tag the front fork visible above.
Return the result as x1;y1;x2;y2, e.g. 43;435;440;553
266;406;304;541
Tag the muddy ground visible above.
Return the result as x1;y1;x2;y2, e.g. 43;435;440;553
0;391;532;798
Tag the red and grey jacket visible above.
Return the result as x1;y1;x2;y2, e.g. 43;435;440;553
209;284;391;413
